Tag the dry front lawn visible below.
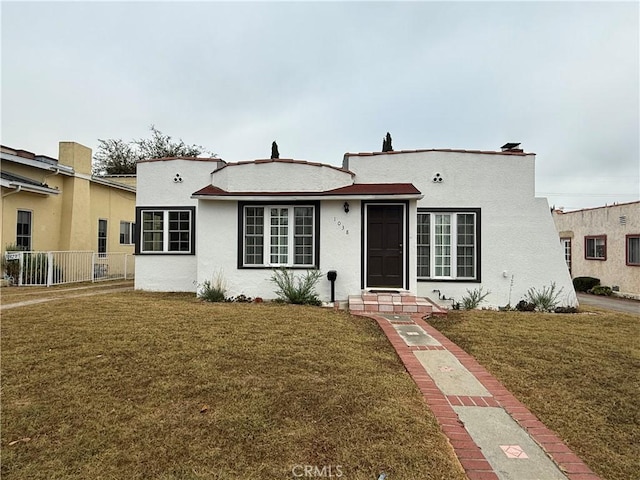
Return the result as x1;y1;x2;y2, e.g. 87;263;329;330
2;291;465;480
429;309;639;480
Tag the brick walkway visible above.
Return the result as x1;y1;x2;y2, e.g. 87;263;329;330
358;311;601;480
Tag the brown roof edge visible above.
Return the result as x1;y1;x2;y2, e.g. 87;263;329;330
192;182;421;197
344;148;535;157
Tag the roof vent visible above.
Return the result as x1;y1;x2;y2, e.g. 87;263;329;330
501;142;522;152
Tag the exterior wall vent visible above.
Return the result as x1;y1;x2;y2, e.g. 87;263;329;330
619;215;627;225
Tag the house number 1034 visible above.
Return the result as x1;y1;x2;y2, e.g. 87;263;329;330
333;217;349;235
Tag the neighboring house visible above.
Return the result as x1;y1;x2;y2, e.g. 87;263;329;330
1;142;136;255
553;201;640;298
134;142;576;308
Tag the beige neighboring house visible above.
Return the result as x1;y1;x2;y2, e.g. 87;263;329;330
553;201;640;298
1;142;136;255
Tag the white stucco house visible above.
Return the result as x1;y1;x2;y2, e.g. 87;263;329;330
134;143;577;309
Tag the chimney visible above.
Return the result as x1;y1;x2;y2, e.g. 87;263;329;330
58;142;92;175
500;142;523;153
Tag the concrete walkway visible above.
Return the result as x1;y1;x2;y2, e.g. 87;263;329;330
358;312;601;480
1;283;133;310
577;293;639;315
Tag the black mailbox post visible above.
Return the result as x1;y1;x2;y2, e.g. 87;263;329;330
327;270;337;303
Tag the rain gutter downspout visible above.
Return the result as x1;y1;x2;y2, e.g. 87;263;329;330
2;185;22;198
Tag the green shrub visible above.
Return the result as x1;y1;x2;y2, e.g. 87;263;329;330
270;268;322;306
573;276;600;292
461;287;491;310
590;285;613;296
198;270;227;302
525;282;564;312
198;280;226;302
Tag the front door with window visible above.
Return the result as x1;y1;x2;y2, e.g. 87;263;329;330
366;204;404;288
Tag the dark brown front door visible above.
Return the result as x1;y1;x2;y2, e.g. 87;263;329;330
366;204;404;288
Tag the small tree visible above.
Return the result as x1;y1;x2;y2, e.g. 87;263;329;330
382;132;393;152
271;141;280;159
93;139;137;175
92;126;214;175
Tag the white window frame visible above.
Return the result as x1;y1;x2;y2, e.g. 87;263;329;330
417;210;478;281
561;238;572;274
242;204;316;268
139;208;194;254
120;221;135;245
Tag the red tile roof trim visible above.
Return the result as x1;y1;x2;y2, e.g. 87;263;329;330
345;148;534;157
213;158;354;175
192;183;421;197
137;157;223;164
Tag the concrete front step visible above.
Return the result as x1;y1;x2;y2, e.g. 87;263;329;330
348;291;448;316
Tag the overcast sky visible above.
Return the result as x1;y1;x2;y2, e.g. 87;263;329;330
2;1;638;210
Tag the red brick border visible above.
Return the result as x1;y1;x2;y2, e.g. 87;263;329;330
358;312;602;480
369;314;498;479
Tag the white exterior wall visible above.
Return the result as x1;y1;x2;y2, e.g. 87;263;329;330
213;162;352;192
196;200;365;301
135;158;220;292
347;151;577;308
553;202;640;296
136;149;577;307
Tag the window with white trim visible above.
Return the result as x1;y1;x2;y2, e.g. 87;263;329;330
120;221;135;245
585;235;606;260
137;208;194;254
16;210;32;250
417;210;479;280
241;204;316;267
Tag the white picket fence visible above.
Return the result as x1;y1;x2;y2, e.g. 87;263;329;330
3;251;135;287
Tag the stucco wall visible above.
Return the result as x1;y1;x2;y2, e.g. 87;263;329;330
134;158;220;292
1;163;65;251
212;161;352;192
195;200;364;300
89;182;136;254
137;149;577;307
553;202;640;296
136;158;220;206
347;151;577;308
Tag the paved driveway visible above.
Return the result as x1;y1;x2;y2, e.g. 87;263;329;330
578;293;640;315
